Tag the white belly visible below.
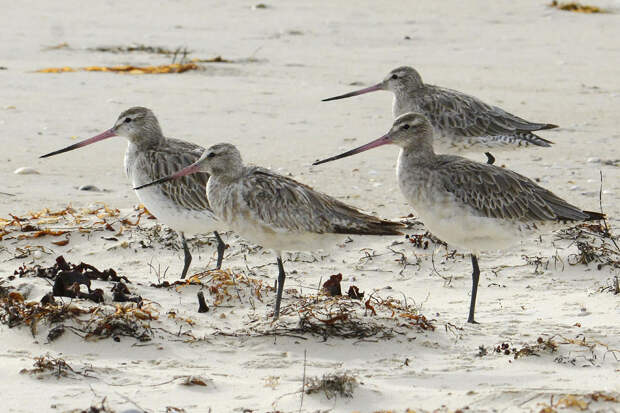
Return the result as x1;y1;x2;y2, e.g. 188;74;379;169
415;201;522;254
133;185;219;235
228;216;343;254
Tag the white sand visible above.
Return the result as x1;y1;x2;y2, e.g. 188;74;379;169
1;1;619;412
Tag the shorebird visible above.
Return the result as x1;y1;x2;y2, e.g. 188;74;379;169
134;143;404;318
40;107;227;278
323;66;557;158
313;112;604;323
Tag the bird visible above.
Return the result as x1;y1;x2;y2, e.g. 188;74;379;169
313;112;604;323
134;143;404;319
40;107;228;278
322;66;557;160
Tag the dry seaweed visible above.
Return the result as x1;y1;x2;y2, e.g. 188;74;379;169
0;289;155;342
305;372;357;399
549;1;605;13
284;292;434;340
555;223;620;270
89;44;189;55
19;354;87;378
538;392;619;413
37;63;199;74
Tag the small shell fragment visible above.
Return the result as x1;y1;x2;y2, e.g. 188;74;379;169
14;167;40;175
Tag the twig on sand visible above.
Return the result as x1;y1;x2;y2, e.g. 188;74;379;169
299;349;307;413
599;171;619;252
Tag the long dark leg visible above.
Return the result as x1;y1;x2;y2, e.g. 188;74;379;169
213;231;227;270
485;152;495;165
180;232;192;279
468;254;480;324
274;256;286;319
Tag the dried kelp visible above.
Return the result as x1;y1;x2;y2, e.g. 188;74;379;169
285;292;434;340
556;223;620;270
37;63;199;74
19;354;94;379
549;1;606;13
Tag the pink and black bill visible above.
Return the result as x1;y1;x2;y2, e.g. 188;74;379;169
322;83;383;102
312;134;392;166
40;129;117;158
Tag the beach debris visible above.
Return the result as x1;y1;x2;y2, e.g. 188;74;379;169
252;3;268;9
64;398;116;413
406;230;447;249
538;392;619;413
347;285;364;300
304;372;357;399
599;276;619;294
0;203;151;243
482;335;619;367
20;354;96;381
89;44;189;55
549;1;605;13
197;291;209;313
179;375;213;387
17;255;130;284
13;255;138;305
290;292;434;340
43;42;70;50
20;354;76;378
78;184;102;191
556;223;620;270
191;56;232;63
322;273;342;296
13;167;40;175
83;304;155;342
37;63;199;74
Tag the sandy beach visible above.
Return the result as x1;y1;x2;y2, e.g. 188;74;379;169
1;1;619;412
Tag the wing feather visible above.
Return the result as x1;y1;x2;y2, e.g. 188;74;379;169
134;138;211;211
241;168;403;235
434;157;591;222
419;86;556;139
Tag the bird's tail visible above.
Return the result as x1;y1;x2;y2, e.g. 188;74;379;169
333;217;404;236
515;130;554;147
582;210;606;221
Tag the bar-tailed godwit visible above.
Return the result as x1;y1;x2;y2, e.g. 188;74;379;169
313;112;604;323
323;66;557;155
40;107;227;278
135;143;404;318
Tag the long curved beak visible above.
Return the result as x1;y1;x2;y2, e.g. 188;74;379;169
40;128;117;158
313;134;392;166
134;161;202;190
322;83;383;102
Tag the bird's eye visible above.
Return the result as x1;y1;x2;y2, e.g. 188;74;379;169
206;152;215;159
402;124;410;130
391;74;398;80
124;117;131;123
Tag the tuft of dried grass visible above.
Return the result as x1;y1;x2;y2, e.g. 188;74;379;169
305;372;358;399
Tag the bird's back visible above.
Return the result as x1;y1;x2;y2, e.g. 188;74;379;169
396;85;555;151
209;166;403;237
